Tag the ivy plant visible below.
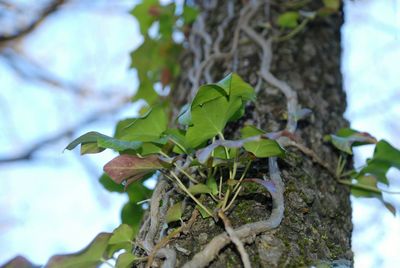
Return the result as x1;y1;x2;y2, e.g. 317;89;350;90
326;129;400;214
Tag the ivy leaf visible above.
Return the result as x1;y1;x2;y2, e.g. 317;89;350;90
105;224;134;259
131;0;159;35
165;202;183;224
243;178;276;194
240;125;266;138
359;140;400;185
120;201;144;234
99;173;124;193
177;103;192;126
182;6;198;25
46;233;112;268
115;105;167;143
186;96;242;148
277;11;300;29
103;154;168;186
350;175;397;216
216;73;255;101
115;252;137;268
65;132;142;155
243;139;285;158
109;224;134;245
188;183;212;195
164;128;190;154
326;128;377;154
1;256;38;268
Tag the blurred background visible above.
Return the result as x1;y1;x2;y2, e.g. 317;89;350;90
0;0;399;267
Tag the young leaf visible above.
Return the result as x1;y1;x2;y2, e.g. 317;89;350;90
46;233;112;268
243;139;285;158
115;252;137;268
165;202;183;224
277;11;300;29
196;205;212;219
103;154;168;185
326;128;377;154
188;183;212;195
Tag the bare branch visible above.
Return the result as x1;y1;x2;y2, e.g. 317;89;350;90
0;0;66;43
0;97;130;164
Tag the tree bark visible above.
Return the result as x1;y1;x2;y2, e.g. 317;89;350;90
140;1;353;267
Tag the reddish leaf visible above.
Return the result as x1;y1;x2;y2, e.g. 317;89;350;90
103;154;167;185
1;256;38;268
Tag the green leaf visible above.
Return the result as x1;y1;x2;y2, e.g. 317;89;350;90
46;233;112;268
188;184;212;195
65;131;142;155
349;175;397;216
115;252;137;268
165;128;190;154
191;73;255;108
109;224;134;245
243;139;285;158
240;125;266;138
131;0;159;35
350;175;381;198
99;173;124;193
186;96;242;148
277;11;300;29
326;128;377;154
165;202;183;224
105;224;134;259
115;105;168;143
206;176;218;195
323;0;340;10
121;202;144;234
216;73;255;101
360;140;400;185
177;103;192;126
103;154;168;185
182;6;198;25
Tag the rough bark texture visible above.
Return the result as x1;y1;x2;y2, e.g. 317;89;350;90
144;1;353;267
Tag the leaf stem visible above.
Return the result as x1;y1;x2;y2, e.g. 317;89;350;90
168;171;213;217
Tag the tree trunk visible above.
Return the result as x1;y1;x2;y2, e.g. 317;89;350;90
139;1;353;267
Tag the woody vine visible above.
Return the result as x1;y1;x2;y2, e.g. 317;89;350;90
5;1;399;268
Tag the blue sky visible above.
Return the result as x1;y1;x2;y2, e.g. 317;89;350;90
0;0;399;267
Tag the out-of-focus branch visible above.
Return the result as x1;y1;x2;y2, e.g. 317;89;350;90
0;0;65;43
0;96;131;164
